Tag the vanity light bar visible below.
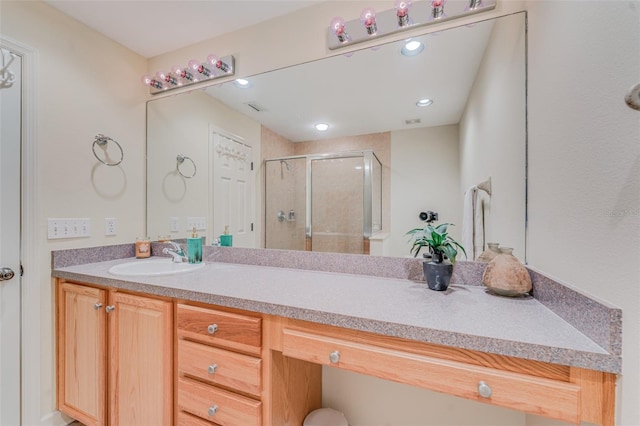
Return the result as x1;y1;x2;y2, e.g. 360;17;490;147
327;0;495;50
142;54;235;95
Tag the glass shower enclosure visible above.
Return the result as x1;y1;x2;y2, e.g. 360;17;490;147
264;150;382;254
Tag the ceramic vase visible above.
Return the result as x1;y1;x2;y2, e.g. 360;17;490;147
423;251;453;291
482;247;532;296
477;242;500;262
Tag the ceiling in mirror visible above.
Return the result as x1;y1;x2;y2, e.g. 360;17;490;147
205;19;494;142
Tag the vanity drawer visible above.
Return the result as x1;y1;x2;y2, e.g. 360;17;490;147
177;410;218;425
282;328;581;424
178;376;262;426
178;339;262;397
177;304;261;355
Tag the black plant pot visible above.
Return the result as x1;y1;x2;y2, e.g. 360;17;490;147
423;252;453;291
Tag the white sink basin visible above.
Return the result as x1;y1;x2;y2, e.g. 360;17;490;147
108;258;206;277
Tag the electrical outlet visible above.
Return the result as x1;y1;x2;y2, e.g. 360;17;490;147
105;218;117;236
170;216;179;232
187;216;207;231
48;218;91;239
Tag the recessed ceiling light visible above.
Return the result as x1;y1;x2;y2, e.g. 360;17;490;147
314;123;329;131
233;78;251;88
416;98;433;107
401;40;424;56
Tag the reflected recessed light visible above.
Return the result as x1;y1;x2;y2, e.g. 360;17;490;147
233;78;251;88
314;123;329;131
401;40;425;56
416;98;433;107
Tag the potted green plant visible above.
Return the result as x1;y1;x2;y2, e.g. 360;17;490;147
406;223;466;291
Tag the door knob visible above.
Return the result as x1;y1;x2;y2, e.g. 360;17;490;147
0;267;15;281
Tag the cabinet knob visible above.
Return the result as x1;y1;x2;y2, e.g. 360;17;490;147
94;303;103;310
329;350;340;364
105;305;115;313
477;381;492;398
208;405;219;417
208;363;218;374
207;324;218;335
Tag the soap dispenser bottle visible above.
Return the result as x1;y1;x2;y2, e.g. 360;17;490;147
219;225;233;247
187;227;202;264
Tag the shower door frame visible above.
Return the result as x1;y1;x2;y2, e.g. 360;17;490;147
264;150;381;253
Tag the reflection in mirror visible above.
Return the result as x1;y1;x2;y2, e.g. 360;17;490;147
146;12;526;261
264;151;382;254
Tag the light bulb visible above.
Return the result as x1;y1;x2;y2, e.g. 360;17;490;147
395;0;412;27
330;16;349;43
360;7;377;35
431;0;445;19
314;123;329;131
465;0;482;10
156;70;177;86
206;54;231;73
171;65;193;81
141;74;163;90
188;59;211;77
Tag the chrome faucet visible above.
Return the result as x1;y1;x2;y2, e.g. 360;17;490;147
162;241;186;263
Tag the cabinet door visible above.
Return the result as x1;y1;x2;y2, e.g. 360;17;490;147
108;292;173;426
56;281;107;426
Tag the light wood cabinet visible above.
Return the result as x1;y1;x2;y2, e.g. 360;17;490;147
56;282;107;426
275;319;616;426
56;280;173;426
56;279;615;426
176;303;263;425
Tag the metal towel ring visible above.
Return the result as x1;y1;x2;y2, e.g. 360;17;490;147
92;134;124;166
176;154;197;178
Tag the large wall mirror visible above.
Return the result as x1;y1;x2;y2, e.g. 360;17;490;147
147;12;527;261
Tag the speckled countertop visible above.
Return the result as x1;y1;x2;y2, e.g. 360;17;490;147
52;248;622;374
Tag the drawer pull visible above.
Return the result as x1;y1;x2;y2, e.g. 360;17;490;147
208;404;219;417
207;323;219;334
329;350;340;364
93;303;103;310
207;363;218;374
105;305;115;313
477;381;492;398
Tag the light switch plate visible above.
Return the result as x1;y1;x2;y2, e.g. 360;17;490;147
170;216;179;232
187;217;207;231
48;218;91;239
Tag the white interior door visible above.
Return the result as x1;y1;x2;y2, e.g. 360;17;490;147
0;47;22;426
211;130;255;248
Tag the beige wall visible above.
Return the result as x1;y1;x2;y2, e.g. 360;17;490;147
525;2;639;425
1;1;148;422
3;0;638;424
390;125;463;258
460;12;527;260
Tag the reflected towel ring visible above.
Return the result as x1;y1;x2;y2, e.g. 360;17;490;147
92;134;124;166
176;154;197;178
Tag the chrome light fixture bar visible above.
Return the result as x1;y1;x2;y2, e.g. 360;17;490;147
142;54;235;95
327;0;495;50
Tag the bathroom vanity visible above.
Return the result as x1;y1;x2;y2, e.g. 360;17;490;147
52;247;620;426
